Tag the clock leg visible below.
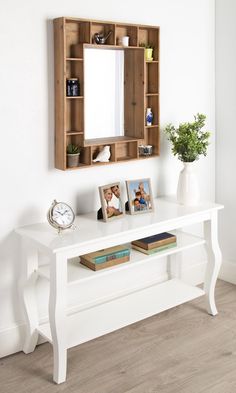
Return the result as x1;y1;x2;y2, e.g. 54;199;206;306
20;239;39;353
204;211;222;316
49;253;67;384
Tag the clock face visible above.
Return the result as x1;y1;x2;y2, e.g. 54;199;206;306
52;202;75;228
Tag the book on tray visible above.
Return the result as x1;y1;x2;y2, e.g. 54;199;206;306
131;232;176;250
131;242;177;255
80;245;130;271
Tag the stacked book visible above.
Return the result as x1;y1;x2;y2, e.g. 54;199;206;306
80;245;130;271
131;232;177;255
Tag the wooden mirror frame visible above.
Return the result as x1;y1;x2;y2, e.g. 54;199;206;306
54;17;160;170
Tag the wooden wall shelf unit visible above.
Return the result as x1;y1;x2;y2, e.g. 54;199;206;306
54;17;160;170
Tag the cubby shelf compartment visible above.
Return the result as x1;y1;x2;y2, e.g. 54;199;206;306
65;99;84;133
116;140;138;161
91;144;116;163
138;26;160;61
115;24;138;46
145;62;159;95
138;125;160;156
145;93;159;133
54;17;160;170
90;22;116;45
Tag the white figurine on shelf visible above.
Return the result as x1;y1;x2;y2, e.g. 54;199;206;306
93;145;111;162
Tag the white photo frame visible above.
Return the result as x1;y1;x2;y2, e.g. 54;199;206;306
99;182;124;222
126;178;154;215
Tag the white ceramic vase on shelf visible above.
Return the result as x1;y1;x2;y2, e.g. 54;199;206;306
177;162;199;206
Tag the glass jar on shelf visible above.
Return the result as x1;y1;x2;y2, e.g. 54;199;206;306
66;78;80;97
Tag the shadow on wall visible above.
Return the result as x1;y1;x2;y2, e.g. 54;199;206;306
75;187;98;215
0;205;43;333
75;178;134;215
46;19;55;170
158;127;172;195
0;231;25;329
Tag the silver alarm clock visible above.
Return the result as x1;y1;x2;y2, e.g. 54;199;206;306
47;200;75;233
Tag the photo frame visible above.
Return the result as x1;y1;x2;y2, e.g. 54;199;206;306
126;178;154;215
99;182;124;222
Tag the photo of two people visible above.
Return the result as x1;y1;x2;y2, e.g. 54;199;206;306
99;183;123;221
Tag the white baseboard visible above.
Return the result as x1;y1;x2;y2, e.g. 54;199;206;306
1;259;233;359
219;260;236;285
0;323;26;358
0;322;47;359
182;259;236;287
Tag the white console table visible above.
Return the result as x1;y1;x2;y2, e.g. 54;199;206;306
16;197;223;384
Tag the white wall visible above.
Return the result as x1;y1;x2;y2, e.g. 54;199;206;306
216;0;236;282
0;0;215;356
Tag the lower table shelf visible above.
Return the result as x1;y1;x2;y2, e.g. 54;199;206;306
37;278;205;349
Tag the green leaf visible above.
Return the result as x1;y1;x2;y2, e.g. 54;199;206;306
164;113;210;162
66;143;81;154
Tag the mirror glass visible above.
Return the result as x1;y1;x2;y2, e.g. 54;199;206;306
84;48;124;140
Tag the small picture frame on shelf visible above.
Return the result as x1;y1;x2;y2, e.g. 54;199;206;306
126;178;154;215
99;182;124;222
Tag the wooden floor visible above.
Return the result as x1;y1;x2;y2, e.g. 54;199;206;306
1;280;236;393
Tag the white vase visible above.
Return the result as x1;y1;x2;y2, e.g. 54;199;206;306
177;162;199;206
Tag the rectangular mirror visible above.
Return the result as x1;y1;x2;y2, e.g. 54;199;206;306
84;47;124;140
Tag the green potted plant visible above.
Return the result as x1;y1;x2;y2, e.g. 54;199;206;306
140;43;154;61
164;113;210;205
66;143;81;168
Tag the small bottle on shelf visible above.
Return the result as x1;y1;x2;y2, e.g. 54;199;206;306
66;78;80;97
146;107;153;126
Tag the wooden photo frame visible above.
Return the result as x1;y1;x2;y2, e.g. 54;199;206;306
99;182;124;222
126;178;154;215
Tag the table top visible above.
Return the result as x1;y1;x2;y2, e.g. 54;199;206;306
15;197;223;254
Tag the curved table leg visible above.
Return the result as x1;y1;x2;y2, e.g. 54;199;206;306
20;239;39;353
204;211;222;316
49;253;67;384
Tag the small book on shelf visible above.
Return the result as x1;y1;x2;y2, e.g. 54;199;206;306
80;245;130;271
131;232;176;250
80;255;130;271
132;242;177;255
